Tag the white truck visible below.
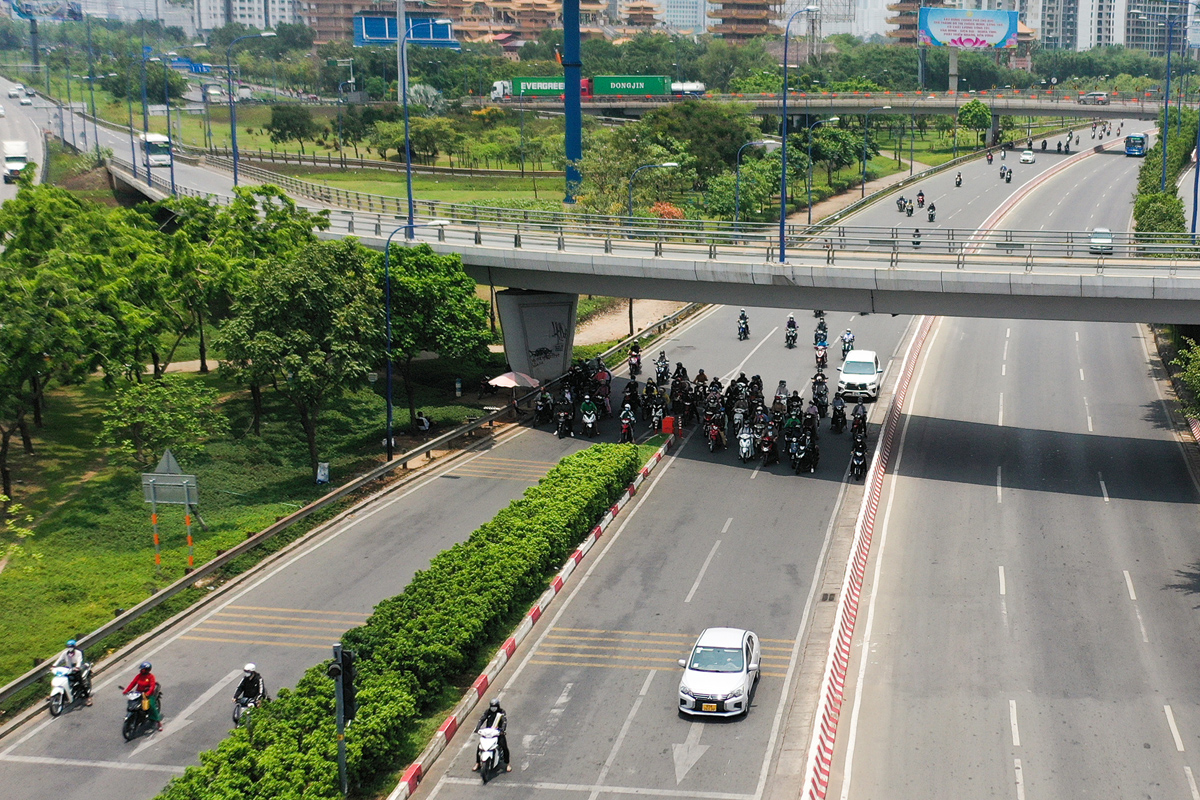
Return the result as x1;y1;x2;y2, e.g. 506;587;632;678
3;140;28;183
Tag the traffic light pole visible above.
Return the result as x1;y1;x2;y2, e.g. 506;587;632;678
331;644;348;796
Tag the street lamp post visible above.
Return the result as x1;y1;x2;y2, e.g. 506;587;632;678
401;19;455;238
627;162;680;230
84;14;100;163
161;59;175;196
779;4;821;264
1134;8;1186;191
861;105;891;197
337;80;354;167
227;32;276;186
806;117;837;224
735;140;781;226
382;220;450;458
519;86;526;177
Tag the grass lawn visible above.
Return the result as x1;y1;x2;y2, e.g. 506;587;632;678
0;349;508;689
264;165;549;204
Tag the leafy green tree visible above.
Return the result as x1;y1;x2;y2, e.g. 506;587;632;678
728;70;782;94
216;239;383;478
577;124;696;215
408;116;458;163
1173;339;1200;418
957;98;993;146
266;104;317;153
640;101;761;182
696;39;774;92
370;121;405;160
386;244;490;432
97;377;229;467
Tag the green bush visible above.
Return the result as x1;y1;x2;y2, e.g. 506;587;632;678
156;443;640;800
1134;107;1197;235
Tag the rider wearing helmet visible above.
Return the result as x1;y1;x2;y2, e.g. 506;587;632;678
234;663;267;707
124;662;163;731
51;639;91;706
738;309;750;335
786;313;797;330
473;698;512;772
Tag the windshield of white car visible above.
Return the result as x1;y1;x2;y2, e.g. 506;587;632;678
844;362;875;375
688;646;744;672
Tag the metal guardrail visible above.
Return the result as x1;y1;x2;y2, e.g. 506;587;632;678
0;298;701;712
227;147;563;178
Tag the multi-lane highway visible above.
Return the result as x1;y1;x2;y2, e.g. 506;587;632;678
827;130;1200;799
1;85;1181;800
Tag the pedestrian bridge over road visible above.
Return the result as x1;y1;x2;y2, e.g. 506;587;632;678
477;91;1161;123
350;222;1200;325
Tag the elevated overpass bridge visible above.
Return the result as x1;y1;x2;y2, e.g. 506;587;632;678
474;90;1162;123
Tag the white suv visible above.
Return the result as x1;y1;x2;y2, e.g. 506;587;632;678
838;350;883;400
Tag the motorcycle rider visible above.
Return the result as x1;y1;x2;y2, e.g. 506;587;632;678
473;698;511;773
554;392;575;437
579;394;599;429
787;390;805;417
234;663;267;709
803;399;820;435
786;313;798;331
619;404;636;442
673;362;689;382
905;199;914;216
642;382;660;420
124;661;163;732
916;189;924;207
955;171;962;187
51;639;91;706
738;309;750;336
831;392;846;426
852;398;868;430
841;329;855;350
694;369;708;389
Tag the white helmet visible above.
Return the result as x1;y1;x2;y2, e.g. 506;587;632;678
244;663;256;674
788;313;794;319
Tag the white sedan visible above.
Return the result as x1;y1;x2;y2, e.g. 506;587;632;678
677;627;760;717
18;96;32;106
1020;149;1036;163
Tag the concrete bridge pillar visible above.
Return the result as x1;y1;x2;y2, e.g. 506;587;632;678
990;113;1001;145
495;289;579;385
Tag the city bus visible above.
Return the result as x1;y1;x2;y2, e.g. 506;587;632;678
140;132;171;167
1125;133;1147;157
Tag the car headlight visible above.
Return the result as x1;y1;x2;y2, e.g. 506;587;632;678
679;686;695;698
727;687;743;699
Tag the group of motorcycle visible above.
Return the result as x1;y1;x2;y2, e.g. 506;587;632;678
895;191;937;222
534;358;615;439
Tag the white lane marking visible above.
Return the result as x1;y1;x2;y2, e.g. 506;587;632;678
750;460;764;480
130;668;243;756
999;393;1004;427
1080;368;1086;381
1099;472;1110;503
838;318;943;800
671;722;709;784
1123;570;1137;601
1084;396;1094;432
1076;331;1080;342
1002;364;1006;376
997;467;1003;503
1135;605;1151;643
588;671;656;800
999;565;1007;595
0;754;187;774
1003;340;1009;360
1006;328;1010;339
1167;705;1187;752
1009;700;1021;747
722;326;780;383
437;777;753;800
721;517;733;534
684;540;722;604
1014;759;1027;800
1186;766;1200;800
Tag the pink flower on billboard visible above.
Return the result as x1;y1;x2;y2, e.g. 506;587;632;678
949;36;989;47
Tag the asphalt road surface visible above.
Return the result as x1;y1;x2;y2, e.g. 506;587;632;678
0;81;46;197
830;121;1200;799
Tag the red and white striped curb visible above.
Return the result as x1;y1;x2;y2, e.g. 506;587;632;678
801;316;935;800
389;435;676;800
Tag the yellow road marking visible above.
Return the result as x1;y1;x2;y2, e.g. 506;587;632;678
447;471;546;480
540;643;688;656
180;635;330;649
211;612;352;627
227;605;368;618
192;626;341;642
555;627;694;637
204;619;351;633
470;456;557;466
529;659;787;678
544;634;701;646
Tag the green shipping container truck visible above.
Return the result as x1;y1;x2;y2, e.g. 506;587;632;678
512;77;569;96
591;75;671;96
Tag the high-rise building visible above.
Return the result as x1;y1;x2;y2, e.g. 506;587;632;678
662;0;707;32
707;0;783;39
885;0;949;44
197;0;299;31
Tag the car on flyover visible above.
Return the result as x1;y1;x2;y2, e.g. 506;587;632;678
1088;227;1114;254
838;350;883;401
1020;149;1036;164
18;95;31;106
677;627;760;717
1078;91;1110;105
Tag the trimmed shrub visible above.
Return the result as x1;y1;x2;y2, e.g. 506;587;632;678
155;443;640;800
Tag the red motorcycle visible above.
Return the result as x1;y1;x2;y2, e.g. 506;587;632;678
705;419;724;453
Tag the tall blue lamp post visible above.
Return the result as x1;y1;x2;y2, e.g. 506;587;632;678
382;219;449;459
806;117;837;224
734;139;780;226
778;4;821;263
860;105;891;197
227;31;276;186
1134;9;1187;191
401;18;455;238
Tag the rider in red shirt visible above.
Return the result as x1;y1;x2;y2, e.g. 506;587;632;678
124;662;163;730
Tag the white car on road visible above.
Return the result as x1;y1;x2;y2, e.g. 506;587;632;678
1020;149;1036;163
18;95;31;106
677;627;759;717
838;349;883;400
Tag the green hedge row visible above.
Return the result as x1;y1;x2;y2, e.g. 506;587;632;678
156;443;641;800
1134;107;1198;237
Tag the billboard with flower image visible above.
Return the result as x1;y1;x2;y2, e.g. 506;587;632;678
918;8;1018;49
